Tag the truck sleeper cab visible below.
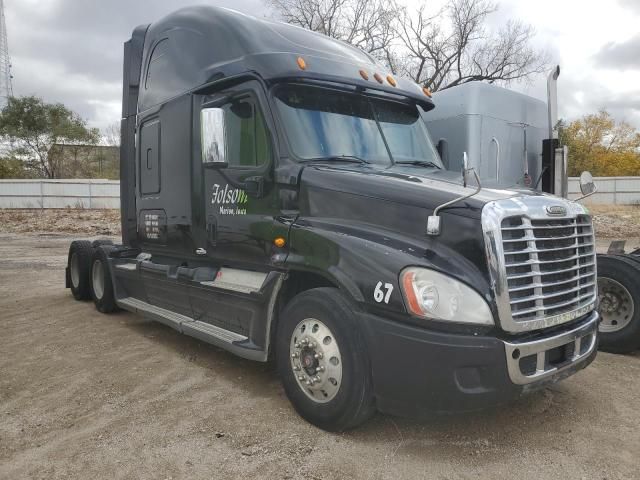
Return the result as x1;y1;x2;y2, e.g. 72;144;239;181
65;6;599;431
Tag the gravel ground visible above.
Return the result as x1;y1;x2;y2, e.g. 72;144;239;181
588;205;640;241
0;209;120;236
1;233;640;480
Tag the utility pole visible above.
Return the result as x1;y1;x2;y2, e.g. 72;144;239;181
0;0;13;109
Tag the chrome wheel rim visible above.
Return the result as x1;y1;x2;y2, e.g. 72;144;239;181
598;277;634;333
92;259;105;300
70;252;80;288
290;318;342;404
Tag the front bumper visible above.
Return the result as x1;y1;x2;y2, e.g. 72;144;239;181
361;310;599;417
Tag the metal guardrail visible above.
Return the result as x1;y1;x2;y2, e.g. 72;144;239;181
567;176;640;205
0;179;120;209
0;177;638;209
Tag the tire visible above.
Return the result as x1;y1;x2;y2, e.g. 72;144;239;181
597;255;640;354
67;240;94;300
90;247;118;314
92;239;113;249
276;287;375;431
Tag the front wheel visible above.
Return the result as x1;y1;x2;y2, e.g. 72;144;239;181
276;287;375;431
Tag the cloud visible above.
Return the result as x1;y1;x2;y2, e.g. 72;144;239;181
5;0;640;132
619;0;640;14
601;92;640;129
556;74;640;131
593;34;640;70
6;0;269;129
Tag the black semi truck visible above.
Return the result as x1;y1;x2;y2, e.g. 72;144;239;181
65;6;600;431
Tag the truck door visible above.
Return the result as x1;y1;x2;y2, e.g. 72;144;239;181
187;81;288;340
199;85;279;268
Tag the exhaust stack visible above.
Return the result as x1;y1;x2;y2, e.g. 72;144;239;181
547;65;560;140
542;65;568;198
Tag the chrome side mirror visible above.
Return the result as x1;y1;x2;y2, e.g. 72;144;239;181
576;170;597;201
427;152;482;236
201;108;228;168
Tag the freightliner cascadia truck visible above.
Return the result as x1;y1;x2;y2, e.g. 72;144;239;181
65;6;600;431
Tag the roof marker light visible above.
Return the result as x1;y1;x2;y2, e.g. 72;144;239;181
359;69;369;80
296;57;307;70
373;73;383;84
423;86;432;97
386;75;396;87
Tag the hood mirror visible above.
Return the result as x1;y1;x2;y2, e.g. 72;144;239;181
427;152;482;236
576;170;597;201
201;107;228;168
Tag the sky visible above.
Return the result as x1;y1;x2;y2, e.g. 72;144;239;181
6;0;640;131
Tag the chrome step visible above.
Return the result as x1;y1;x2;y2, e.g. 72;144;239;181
116;297;247;344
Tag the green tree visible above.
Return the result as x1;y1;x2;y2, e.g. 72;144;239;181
0;156;29;178
559;111;640;177
0;96;100;178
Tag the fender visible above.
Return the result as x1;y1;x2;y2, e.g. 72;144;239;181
285;216;494;323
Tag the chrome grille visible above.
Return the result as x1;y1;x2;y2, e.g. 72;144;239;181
482;197;597;333
502;215;596;321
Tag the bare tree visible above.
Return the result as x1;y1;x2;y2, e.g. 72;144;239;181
269;0;549;91
103;121;120;147
267;0;399;62
396;0;549;90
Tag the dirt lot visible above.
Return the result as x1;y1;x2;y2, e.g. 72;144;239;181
589;204;640;241
0;209;121;237
1;232;640;480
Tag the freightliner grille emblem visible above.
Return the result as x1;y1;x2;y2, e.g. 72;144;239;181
545;205;567;216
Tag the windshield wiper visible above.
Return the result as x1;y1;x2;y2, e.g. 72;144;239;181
301;155;372;165
394;160;442;169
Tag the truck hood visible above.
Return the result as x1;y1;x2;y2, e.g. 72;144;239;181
295;163;547;304
299;164;542;221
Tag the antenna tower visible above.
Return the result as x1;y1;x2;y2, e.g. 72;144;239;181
0;0;13;109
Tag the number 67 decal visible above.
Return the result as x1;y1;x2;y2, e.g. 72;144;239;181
374;281;394;304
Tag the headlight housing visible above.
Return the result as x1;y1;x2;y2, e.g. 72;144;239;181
400;267;494;325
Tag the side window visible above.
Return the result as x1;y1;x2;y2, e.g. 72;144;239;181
145;39;169;91
223;97;271;168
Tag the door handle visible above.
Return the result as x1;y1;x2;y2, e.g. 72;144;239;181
207;215;217;245
244;176;264;197
195;247;207;256
491;137;500;181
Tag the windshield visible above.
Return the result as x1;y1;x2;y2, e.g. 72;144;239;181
273;84;443;168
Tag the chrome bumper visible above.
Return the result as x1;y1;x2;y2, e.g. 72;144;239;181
503;311;599;385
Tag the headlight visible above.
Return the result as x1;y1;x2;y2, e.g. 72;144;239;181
400;267;494;325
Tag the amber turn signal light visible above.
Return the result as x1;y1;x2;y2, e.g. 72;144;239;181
386;75;396;87
274;237;286;248
296;57;307;70
401;270;423;316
